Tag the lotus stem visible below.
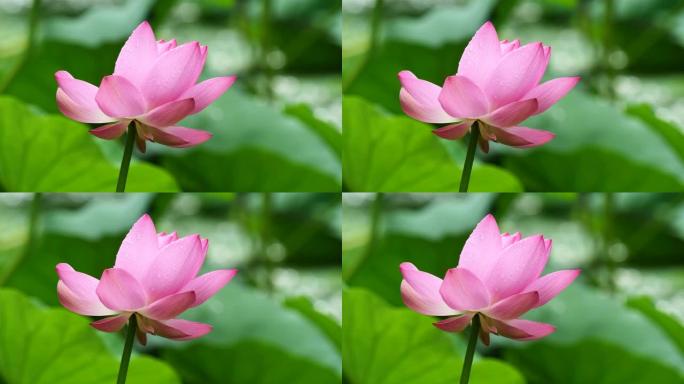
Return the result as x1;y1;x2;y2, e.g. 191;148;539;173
460;315;480;384
116;123;136;192
459;122;480;192
117;315;137;384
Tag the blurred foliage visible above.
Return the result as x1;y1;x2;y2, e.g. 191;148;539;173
0;192;341;383
343;288;525;384
342;0;684;191
343;193;684;384
0;0;341;192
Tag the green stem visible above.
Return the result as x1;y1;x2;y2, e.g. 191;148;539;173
342;0;384;92
260;192;274;293
0;0;42;93
116;123;136;192
117;315;137;384
460;315;480;384
459;122;480;192
260;0;273;100
343;193;383;281
0;193;42;286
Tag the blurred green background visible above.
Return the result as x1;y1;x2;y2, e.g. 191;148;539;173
343;193;684;383
0;0;341;192
0;192;341;383
342;0;684;192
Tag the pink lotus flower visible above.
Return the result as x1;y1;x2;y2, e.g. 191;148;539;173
56;214;237;344
55;21;236;152
398;21;579;152
400;214;580;345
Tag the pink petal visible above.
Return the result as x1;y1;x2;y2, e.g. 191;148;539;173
438;75;490;119
457;21;502;88
524;269;580;308
149;126;213;148
56;263;116;316
523;77;580;115
398;71;454;124
433;314;473;332
500;39;520;55
156;39;177;55
96;268;147;311
491;126;555;148
91;314;131;332
182;269;237;308
483;99;538;128
484;235;548;301
456;214;503;281
484;291;539;320
501;232;521;247
140;98;195;127
492;318;555;340
158;231;178;248
432;121;472;140
55;71;113;123
95;75;147;118
141;42;203;108
114;21;158;86
180;76;236;114
90;120;129;140
114;214;160;282
400;262;457;316
140;291;196;320
139;317;212;340
439;267;491;311
143;234;205;301
484;42;547;109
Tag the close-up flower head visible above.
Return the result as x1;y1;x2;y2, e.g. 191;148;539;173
55;21;236;152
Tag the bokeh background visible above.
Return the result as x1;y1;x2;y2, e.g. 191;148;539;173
0;0;341;192
0;193;341;383
343;193;684;383
342;0;684;192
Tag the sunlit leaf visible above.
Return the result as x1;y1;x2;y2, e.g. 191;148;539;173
0;288;180;384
